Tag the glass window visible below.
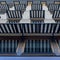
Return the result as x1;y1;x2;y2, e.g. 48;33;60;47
24;40;52;54
0;40;19;54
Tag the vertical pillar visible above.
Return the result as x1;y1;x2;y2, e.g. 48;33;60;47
16;35;26;56
50;34;60;55
16;41;26;56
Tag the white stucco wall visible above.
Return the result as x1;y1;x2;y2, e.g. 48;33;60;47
9;6;15;10
19;5;31;23
0;13;7;19
0;13;8;23
0;6;15;23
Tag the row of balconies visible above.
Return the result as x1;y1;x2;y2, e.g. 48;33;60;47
0;10;60;23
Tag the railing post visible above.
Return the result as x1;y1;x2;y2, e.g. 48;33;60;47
16;33;26;56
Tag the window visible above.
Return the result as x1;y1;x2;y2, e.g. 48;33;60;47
24;40;52;54
0;40;19;54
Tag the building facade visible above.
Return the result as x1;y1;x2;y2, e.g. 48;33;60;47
0;0;60;56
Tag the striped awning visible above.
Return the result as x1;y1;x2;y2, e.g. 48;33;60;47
0;4;9;10
31;4;42;10
6;10;22;19
0;23;60;34
14;4;26;10
30;10;45;21
48;4;59;11
32;1;40;4
52;10;60;19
